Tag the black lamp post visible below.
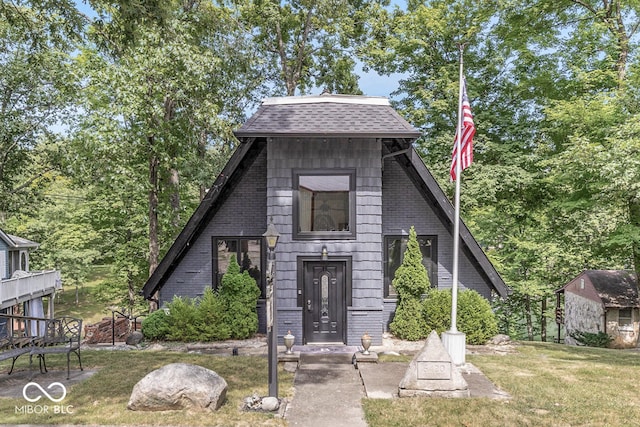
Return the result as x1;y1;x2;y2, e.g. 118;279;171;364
263;218;280;398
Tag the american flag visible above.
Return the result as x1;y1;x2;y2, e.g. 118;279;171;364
450;78;476;181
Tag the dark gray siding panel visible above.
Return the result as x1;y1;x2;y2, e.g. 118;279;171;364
381;156;493;329
279;307;303;347
159;147;268;305
348;307;383;346
267;137;384;344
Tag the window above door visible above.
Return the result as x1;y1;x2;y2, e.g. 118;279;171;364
293;169;356;240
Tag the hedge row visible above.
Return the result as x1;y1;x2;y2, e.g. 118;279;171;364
142;254;260;341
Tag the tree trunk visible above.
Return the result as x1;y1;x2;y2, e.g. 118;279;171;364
630;197;640;280
541;297;547;342
274;5;315;96
198;130;207;201
164;96;180;234
570;0;629;84
169;166;180;231
148;136;159;277
148;136;160;312
525;295;534;341
126;229;136;310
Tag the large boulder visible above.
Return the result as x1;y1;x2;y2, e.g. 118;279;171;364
127;363;227;411
126;331;144;346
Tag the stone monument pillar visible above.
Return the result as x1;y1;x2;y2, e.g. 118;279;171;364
399;330;469;398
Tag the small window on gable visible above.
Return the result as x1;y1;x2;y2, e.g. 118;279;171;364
293;169;356;240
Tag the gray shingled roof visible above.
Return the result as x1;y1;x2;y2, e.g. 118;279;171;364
234;94;421;140
586;270;639;308
0;229;38;249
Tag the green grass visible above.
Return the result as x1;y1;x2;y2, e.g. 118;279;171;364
0;350;293;426
3;340;640;426
363;341;640;427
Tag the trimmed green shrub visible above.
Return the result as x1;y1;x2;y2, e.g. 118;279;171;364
219;254;260;339
570;330;612;348
197;288;231;341
166;295;200;341
422;288;452;334
458;290;499;344
390;298;428;341
141;308;170;340
422;289;499;345
390;226;431;340
144;255;260;342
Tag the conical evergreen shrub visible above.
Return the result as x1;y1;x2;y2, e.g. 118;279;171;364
219;254;261;339
390;226;430;340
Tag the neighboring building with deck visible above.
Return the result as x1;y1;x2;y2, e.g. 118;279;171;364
141;94;508;346
0;229;61;335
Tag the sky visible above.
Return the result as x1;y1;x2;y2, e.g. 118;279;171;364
357;64;404;99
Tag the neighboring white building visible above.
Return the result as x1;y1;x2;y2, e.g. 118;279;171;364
0;229;61;321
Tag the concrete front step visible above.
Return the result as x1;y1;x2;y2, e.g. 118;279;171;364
300;351;354;364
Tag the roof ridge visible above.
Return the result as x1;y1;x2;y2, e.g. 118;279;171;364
262;94;389;106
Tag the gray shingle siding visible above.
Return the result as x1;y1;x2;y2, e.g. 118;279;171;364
381;156;494;329
158;147;268;306
348;309;384;345
267;137;384;343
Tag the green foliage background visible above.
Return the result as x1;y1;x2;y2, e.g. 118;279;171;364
3;0;640;342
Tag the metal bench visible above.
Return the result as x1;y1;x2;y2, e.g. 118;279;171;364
30;317;83;380
0;322;33;374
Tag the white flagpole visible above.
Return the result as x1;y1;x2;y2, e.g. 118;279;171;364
451;45;465;333
442;43;467;366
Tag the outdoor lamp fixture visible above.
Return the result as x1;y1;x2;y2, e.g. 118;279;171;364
263;217;280;398
321;245;329;261
263;218;280;253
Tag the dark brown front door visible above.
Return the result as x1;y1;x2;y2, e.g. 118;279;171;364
303;261;345;344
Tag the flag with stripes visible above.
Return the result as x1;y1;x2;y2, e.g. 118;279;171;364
450;79;476;181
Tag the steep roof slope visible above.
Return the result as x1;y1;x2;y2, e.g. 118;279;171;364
142;95;509;299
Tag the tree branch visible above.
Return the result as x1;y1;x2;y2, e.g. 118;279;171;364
10;166;54;194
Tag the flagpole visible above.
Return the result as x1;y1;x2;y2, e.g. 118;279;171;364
442;43;467;366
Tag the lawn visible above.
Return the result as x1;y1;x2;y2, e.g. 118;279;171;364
363;341;640;427
0;349;293;426
1;341;639;426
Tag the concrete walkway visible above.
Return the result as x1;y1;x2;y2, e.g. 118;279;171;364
284;342;510;426
286;359;367;427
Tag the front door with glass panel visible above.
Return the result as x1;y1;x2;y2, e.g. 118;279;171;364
303;261;345;344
